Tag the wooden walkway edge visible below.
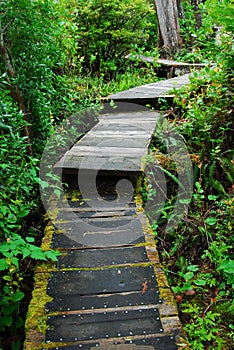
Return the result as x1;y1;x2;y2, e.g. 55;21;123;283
24;74;193;350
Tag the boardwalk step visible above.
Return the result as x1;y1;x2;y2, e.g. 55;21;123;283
46;308;162;342
46;290;160;312
55;246;150;268
45;334;178;349
52;216;146;248
46;266;158;300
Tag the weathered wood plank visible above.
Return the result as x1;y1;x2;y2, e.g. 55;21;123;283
46;308;162;342
54;109;159;174
77;136;149;147
68;146;146;157
106;74;191;101
47;266;157;297
58;206;135;213
46;289;160;312
56;210;136;219
55;156;144;172
47;334;178;350
56;246;149;269
125;54;208;68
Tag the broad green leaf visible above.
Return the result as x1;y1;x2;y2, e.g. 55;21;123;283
0;259;8;270
220;260;234;274
13;291;25;302
205;217;217;225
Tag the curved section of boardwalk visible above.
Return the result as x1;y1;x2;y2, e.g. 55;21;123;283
24;75;192;350
105;74;191;105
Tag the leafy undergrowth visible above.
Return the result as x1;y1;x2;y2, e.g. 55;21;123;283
144;64;234;349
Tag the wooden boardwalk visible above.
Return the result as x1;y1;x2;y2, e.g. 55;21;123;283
54;107;159;174
104;74;191;105
125;54;207;78
24;74;192;350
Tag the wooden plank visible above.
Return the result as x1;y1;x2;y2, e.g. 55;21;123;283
58;208;136;215
46;308;162;342
54;214;143;228
47;266;157;297
55;156;143;172
47;335;178;350
46;289;160;312
48;346;154;350
56;246;149;268
99;110;159;120
58;206;136;213
91;346;154;350
98;117;157;123
106;74;191;101
125;54;207;68
86;130;151;135
69;146;146;157
56;210;135;219
93;122;155;129
77;137;150;148
51;229;145;249
126;336;178;349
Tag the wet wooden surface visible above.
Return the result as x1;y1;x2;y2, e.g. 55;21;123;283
24;188;181;350
23;74;191;349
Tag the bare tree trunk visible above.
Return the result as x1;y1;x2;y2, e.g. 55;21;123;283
154;0;183;57
0;23;33;156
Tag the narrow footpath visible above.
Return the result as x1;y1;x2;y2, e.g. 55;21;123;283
24;73;192;350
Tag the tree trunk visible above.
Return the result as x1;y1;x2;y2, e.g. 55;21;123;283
0;23;33;156
193;0;203;30
154;0;182;57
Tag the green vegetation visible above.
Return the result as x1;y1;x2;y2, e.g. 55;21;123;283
0;0;233;349
146;64;233;349
143;3;234;347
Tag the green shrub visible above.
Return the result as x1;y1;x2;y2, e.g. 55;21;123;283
68;0;157;78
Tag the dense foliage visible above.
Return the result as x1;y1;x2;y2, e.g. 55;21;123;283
65;0;157;78
146;64;233;349
144;2;234;347
0;0;233;349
